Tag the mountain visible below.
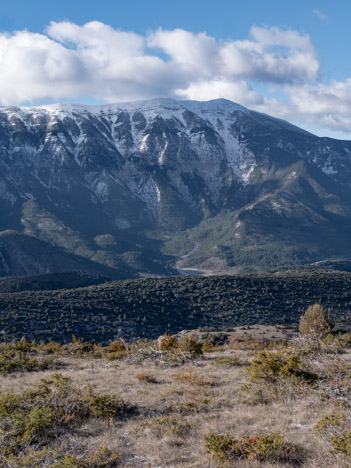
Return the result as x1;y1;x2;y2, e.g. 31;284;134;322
0;230;129;279
1;97;351;276
0;270;110;293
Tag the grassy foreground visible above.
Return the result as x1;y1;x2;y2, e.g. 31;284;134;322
0;318;350;467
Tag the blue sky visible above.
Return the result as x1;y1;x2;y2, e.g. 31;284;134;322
1;0;351;138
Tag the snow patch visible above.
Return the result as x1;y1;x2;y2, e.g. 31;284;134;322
321;164;337;175
94;180;109;203
158;141;168;165
139;134;149;152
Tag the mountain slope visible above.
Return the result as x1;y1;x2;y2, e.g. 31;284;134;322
1;98;351;275
0;230;131;278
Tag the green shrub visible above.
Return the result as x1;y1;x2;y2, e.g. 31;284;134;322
212;357;246;367
242;351;318;402
299;304;333;340
0;374;133;456
177;336;203;357
2;446;122;467
322;332;351;351
156;334;178;351
248;351;318;385
314;413;344;436
0;341;56;374
314;411;351;459
204;432;287;463
331;431;351;457
136;415;192;438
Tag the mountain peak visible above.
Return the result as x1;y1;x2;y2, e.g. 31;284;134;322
1;97;249;116
180;98;248;114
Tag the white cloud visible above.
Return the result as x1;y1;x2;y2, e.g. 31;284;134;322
313;9;329;23
150;26;319;84
251;79;351;135
0;21;319;106
175;79;264;106
0;20;351;136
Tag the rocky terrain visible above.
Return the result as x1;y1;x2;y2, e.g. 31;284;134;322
1;98;351;276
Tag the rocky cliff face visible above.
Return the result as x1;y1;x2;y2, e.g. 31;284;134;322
1;98;351;276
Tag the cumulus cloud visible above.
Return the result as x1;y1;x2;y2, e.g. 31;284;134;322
251;79;351;135
175;79;264;106
1;20;351;135
0;21;318;106
150;26;319;84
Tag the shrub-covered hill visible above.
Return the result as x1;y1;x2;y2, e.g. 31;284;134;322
0;270;351;343
0;271;110;293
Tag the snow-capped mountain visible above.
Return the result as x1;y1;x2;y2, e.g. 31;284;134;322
1;97;351;276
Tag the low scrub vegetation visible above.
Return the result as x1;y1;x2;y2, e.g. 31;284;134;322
0;303;349;466
0;373;133;466
0;271;351;343
204;431;303;465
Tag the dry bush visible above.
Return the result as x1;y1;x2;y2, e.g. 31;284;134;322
173;372;217;386
156;334;178;351
177;336;203;356
135;372;158;383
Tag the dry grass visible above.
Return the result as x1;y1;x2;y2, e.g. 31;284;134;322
0;335;350;467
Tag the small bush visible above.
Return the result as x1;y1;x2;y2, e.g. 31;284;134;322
177;336;203;357
242;351;318;402
299;304;333;340
2;446;123;467
212;357;246;367
248;351;318;385
135;373;158;383
174;372;217;386
331;431;351;457
204;432;290;463
0;374;133;456
314;413;344;436
322;332;351;351
94;341;127;360
314;410;351;459
0;341;57;374
156;334;178;351
137;415;193;438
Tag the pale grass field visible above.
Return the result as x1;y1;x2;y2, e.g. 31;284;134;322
1;343;350;467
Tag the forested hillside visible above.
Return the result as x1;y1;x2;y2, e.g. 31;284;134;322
1;271;350;343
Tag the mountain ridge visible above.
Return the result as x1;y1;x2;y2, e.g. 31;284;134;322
1;97;351;276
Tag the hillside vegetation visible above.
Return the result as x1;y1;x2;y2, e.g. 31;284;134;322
0;271;351;343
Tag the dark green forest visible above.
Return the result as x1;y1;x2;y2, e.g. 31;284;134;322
0;271;350;343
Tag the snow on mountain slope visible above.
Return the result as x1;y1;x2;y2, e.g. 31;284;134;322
1;98;351;275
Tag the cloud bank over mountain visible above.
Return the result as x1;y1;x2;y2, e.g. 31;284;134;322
0;20;350;135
